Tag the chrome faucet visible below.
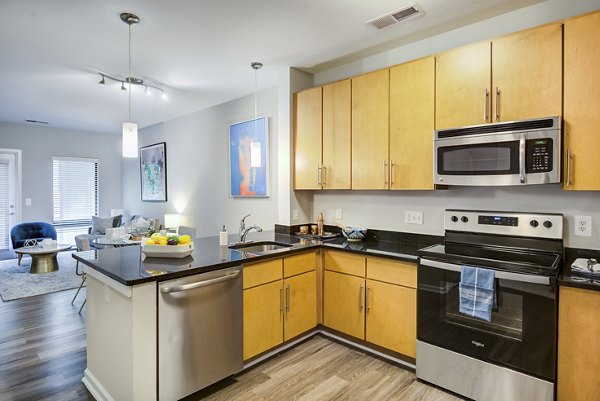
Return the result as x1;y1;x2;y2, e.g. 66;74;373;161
239;213;263;242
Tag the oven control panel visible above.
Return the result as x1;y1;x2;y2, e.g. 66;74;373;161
444;210;563;239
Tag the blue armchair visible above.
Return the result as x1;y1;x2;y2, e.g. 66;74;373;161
10;222;57;265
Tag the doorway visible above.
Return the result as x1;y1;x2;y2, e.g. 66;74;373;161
0;149;21;251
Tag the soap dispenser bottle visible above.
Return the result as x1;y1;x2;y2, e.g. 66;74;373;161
219;225;228;246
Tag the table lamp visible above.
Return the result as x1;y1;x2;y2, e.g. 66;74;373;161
164;214;181;233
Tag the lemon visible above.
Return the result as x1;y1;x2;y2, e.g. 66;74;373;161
158;239;168;246
178;235;191;244
144;239;154;245
151;233;162;241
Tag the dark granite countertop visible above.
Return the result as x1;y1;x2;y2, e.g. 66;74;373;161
73;230;441;286
558;248;600;292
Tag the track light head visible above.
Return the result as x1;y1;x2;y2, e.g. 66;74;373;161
145;86;151;95
161;92;168;101
98;75;105;85
121;82;127;91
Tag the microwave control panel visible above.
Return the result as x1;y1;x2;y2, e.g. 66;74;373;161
526;138;553;173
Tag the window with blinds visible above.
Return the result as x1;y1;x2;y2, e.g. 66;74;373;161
52;157;98;244
0;162;9;250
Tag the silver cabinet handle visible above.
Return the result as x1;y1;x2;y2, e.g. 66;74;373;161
383;160;388;188
484;89;489;122
495;86;500;122
359;284;364;310
519;133;526;184
365;286;370;312
286;284;290;312
389;161;395;188
317;165;322;187
321;165;327;187
280;286;284;316
160;270;240;293
566;148;572;187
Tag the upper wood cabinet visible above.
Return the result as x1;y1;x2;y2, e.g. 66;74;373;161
436;23;562;129
293;81;351;190
322;80;351;189
389;56;435;190
564;10;600;190
351;69;390;190
293;86;322;189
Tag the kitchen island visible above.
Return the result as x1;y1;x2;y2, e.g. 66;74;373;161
73;230;438;401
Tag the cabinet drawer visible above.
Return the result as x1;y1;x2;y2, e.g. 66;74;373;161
324;250;365;277
367;257;416;288
243;258;282;289
284;251;317;278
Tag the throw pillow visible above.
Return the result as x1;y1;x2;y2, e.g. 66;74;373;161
91;215;122;235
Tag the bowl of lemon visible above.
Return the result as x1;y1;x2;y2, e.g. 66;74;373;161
141;233;194;258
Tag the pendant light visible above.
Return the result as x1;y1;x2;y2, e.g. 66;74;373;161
121;13;139;158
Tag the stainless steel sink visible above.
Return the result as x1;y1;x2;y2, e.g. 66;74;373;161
229;241;292;254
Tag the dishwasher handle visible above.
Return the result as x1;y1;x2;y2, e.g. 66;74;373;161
160;270;241;294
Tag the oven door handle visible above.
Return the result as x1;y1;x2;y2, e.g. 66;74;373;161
420;258;550;285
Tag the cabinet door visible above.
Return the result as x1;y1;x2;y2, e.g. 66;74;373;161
323;270;365;339
436;41;491;129
351;69;389;190
390;57;435;190
243;281;283;360
365;279;416;357
492;22;562;122
293;86;322;189
322;79;351;189
558;286;600;400
284;270;317;341
564;11;600;190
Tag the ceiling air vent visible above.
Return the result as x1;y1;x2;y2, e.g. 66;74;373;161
25;119;49;125
366;4;423;30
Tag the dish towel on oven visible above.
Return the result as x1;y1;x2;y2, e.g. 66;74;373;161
459;266;495;322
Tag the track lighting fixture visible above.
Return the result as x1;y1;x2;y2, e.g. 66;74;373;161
98;72;168;100
121;82;127;91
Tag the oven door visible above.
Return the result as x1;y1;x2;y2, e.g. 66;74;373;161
417;258;556;381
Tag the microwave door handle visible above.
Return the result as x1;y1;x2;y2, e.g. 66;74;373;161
419;258;550;285
519;133;526;184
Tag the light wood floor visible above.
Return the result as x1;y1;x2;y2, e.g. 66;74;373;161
193;335;464;401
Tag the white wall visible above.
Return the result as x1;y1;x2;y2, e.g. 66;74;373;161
0;122;122;222
306;0;600;249
122;87;279;238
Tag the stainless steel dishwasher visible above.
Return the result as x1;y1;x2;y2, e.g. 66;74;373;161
158;266;242;401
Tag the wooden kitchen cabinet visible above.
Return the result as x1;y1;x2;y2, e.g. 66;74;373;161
243;252;318;360
436;23;562;129
322;79;351;189
351;69;390;189
293;86;322;189
293;80;351;190
323;269;366;339
563;10;600;190
557;286;600;400
389;56;435;190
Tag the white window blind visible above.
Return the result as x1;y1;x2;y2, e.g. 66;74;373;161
52;157;98;244
0;162;8;250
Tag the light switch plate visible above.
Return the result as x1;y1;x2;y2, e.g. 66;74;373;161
405;211;424;225
292;209;299;221
25;198;31;206
575;215;592;237
335;208;343;219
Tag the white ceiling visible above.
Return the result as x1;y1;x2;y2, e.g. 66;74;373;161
0;0;541;134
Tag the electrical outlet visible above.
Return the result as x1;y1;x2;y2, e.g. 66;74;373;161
575;215;592;237
292;209;299;221
335;208;343;219
405;211;424;225
25;198;31;206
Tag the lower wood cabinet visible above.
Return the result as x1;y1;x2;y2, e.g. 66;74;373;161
557;285;600;400
322;251;417;358
243;251;317;361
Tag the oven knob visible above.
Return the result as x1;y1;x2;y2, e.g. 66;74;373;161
461;216;469;223
543;220;553;228
530;220;539;228
451;216;458;223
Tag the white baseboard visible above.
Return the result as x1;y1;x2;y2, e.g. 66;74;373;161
82;368;116;401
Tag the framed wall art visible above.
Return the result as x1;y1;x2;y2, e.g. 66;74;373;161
229;116;269;197
140;142;167;202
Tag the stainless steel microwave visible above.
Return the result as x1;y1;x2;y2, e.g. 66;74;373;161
434;116;561;186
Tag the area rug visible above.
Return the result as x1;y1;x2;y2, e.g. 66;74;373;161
0;251;82;301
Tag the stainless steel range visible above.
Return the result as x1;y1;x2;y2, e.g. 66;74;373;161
417;209;563;401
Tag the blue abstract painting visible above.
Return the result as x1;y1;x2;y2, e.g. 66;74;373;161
229;117;269;197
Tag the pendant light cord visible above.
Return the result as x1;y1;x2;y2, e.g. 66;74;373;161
253;66;258;135
128;22;132;121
